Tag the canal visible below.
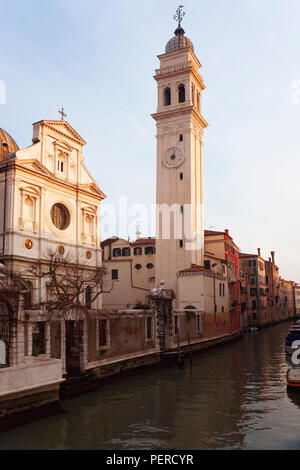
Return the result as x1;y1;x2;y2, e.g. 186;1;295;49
1;320;300;450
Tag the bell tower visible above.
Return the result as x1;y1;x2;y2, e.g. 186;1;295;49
152;7;208;297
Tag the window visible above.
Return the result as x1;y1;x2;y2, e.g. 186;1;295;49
85;286;92;307
146;317;153;341
215;305;217;313
252;300;257;310
222;306;224;313
135;264;142;270
249;260;256;267
250;288;257;297
24;281;32;308
98;320;109;348
164;87;171;106
180;206;184;214
113;248;121;257
204;260;210;270
174;316;180;337
134;247;142;255
147;263;154;270
112;269;118;280
222;284;225;297
32;322;46;356
122;248;131;257
180;173;184;181
196;314;201;333
51;203;70;230
219;283;222;297
179;134;184;142
145;247;155;255
178;84;185;103
179;240;184;248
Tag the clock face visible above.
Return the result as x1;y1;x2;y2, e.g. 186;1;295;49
163;147;185;169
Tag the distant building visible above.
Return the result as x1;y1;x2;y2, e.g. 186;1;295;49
101;235;156;309
293;284;300;316
239;250;268;327
204;230;240;332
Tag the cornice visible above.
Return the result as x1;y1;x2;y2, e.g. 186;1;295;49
152;105;208;129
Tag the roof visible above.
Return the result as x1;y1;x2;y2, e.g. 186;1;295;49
131;237;156;246
0;128;19;161
100;237;119;249
239;253;258;258
178;264;209;274
204;229;233;241
165;27;194;54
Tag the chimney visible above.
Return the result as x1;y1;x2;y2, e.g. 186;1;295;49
271;251;275;264
257;248;261;257
269;257;271;263
225;229;229;236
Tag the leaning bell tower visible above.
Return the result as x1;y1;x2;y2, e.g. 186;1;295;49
152;6;208;298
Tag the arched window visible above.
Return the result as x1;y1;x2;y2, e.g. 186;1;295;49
24;196;34;221
134;247;142;256
164;87;171;106
178;84;185;103
122;248;131;257
113;248;121;257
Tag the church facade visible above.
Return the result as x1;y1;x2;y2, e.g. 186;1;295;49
0;120;106;374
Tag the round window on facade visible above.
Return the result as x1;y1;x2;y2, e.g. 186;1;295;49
135;264;142;270
147;263;154;270
51;203;70;230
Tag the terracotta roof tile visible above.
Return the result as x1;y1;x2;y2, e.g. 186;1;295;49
178;264;209;274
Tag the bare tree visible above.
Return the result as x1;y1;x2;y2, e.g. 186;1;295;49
34;250;114;320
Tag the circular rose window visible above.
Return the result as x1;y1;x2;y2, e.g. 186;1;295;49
51;203;70;230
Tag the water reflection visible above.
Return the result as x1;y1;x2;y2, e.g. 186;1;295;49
0;321;299;450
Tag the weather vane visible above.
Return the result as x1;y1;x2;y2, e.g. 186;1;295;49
174;5;185;28
58;107;67;121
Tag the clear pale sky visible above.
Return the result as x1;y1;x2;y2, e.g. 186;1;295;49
1;0;300;282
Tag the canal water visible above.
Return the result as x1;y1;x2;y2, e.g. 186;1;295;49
1;320;300;450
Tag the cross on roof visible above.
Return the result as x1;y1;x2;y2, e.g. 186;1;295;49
58;107;67;121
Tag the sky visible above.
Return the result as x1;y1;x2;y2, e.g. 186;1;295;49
1;0;300;282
